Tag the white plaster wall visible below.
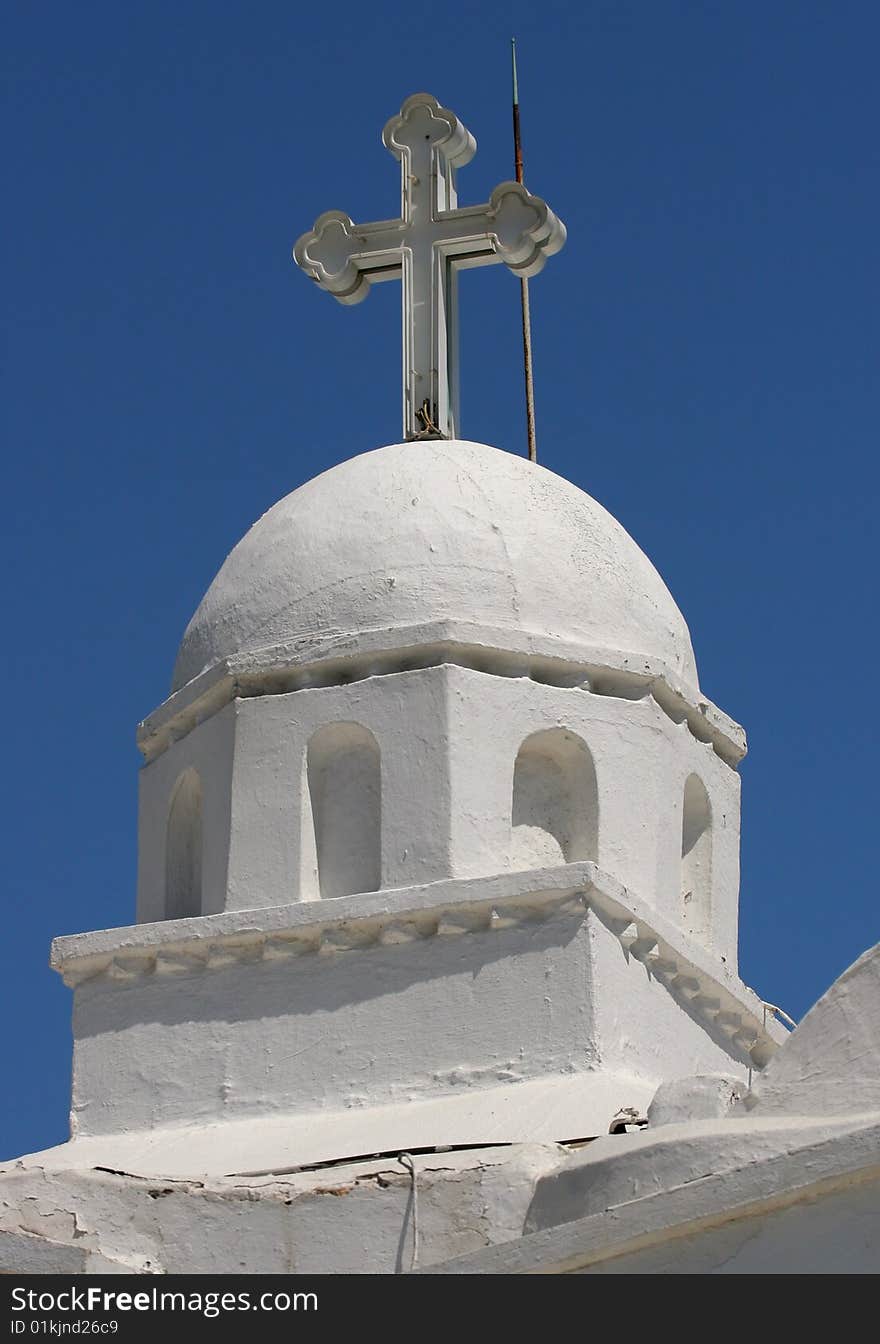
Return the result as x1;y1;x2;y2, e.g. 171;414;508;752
66;897;752;1140
576;1177;880;1274
654;735;741;969
164;770;203;919
701;756;740;967
0;1148;562;1275
745;942;880;1118
4;1148;876;1275
138;664;740;963
302;722;381;900
444;669;661;889
222;694;305;913
68;909;597;1137
444;667;740;967
587;912;750;1083
137;703;235;923
510;729;597;867
225;670;452;909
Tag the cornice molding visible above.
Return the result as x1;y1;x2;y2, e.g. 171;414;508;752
138;622;745;768
52;862;783;1067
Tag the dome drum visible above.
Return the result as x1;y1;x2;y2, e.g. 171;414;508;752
136;660;742;971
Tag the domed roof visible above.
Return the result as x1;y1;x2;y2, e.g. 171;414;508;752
173;440;698;693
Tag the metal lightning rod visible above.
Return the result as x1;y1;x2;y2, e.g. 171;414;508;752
511;38;537;463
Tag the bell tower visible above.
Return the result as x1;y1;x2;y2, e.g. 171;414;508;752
47;94;783;1180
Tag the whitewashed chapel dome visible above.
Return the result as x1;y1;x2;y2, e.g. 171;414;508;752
173;439;698;692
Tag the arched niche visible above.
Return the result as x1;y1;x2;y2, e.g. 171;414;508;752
681;773;712;941
302;722;381;901
511;728;598;870
166;768;203;920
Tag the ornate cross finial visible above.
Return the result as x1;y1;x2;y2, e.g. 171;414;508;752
294;93;566;441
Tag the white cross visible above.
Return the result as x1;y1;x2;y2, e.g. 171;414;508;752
294;93;566;441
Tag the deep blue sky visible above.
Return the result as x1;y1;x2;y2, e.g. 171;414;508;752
3;2;878;1161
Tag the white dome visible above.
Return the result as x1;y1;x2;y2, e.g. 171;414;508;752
173;440;698;693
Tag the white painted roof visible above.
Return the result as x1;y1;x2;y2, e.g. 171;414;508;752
173;440;699;692
20;1072;658;1180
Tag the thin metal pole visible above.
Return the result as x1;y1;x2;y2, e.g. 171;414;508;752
512;38;537;463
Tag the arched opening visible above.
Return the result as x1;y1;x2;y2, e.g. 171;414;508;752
305;723;381;900
681;773;712;941
166;768;203;920
511;728;598;870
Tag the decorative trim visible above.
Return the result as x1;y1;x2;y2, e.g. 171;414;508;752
52;863;784;1068
139;627;746;768
382;93;476;169
486;180;567;278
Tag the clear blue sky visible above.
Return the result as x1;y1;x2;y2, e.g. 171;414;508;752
2;1;878;1161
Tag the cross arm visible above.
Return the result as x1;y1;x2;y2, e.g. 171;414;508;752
486;181;566;277
432;183;566;276
294;210;406;306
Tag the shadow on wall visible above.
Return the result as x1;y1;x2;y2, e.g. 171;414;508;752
301;722;382;900
681;773;712;942
166;768;203;919
72;913;588;1036
511;729;598;871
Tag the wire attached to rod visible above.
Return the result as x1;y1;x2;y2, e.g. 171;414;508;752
512;38;537;463
398;1153;420;1271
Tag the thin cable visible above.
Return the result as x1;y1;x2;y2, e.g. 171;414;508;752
512;38;537;463
761;1000;798;1031
398;1152;419;1271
